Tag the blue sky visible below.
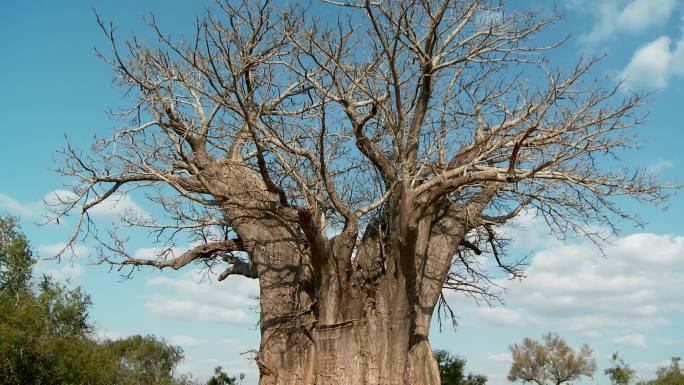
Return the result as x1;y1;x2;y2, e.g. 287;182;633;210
1;1;683;384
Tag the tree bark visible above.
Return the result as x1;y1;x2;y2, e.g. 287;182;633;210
193;163;458;384
248;213;460;385
254;248;444;385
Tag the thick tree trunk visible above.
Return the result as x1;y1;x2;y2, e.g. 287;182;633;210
200;163;459;384
252;211;464;384
253;225;455;385
255;271;443;385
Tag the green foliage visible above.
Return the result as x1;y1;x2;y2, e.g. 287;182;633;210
638;357;684;385
0;216;34;293
0;237;108;384
102;335;186;385
0;215;198;385
206;366;244;385
434;350;487;385
605;352;635;385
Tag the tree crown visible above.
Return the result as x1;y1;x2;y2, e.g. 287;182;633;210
508;333;596;385
50;0;671;308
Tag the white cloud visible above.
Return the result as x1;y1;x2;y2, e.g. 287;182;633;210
473;306;538;328
633;359;672;378
177;358;226;382
37;242;90;259
32;243;90;282
617;0;676;31
34;260;85;282
480;352;515;385
87;192;151;220
499;209;565;251
61;263;85;280
512;234;684;325
146;297;251;324
649;159;674;174
578;0;677;44
0;192;43;218
147;271;259;308
486;352;513;367
44;189;151;220
445;228;682;385
470;229;684;338
42;189;79;206
145;269;259;325
614;333;647;348
134;246;186;260
170;335;206;348
1;189;150;222
621;36;675;89
619;26;684;90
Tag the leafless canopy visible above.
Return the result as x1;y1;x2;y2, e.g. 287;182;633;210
52;0;666;305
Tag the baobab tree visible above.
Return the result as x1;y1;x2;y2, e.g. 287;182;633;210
51;0;667;384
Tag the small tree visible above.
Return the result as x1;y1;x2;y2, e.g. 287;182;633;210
104;335;185;385
434;349;487;385
206;366;245;385
639;357;684;385
0;215;34;295
508;333;596;385
605;352;635;385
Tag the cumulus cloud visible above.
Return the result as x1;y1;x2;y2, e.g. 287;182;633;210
633;359;672;378
614;333;647;348
499;210;566;251
86;192;151;220
37;242;90;259
511;233;682;331
44;189;151;220
134;246;186;259
576;0;677;44
221;338;246;349
473;306;538;328
620;35;684;90
447;226;682;385
34;261;86;282
452;209;684;339
483;232;684;337
145;269;259;325
146;298;251;324
175;335;259;382
1;189;150;222
479;352;515;385
32;243;90;282
616;0;676;31
621;37;674;89
0;192;43;218
169;335;206;348
486;352;513;366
